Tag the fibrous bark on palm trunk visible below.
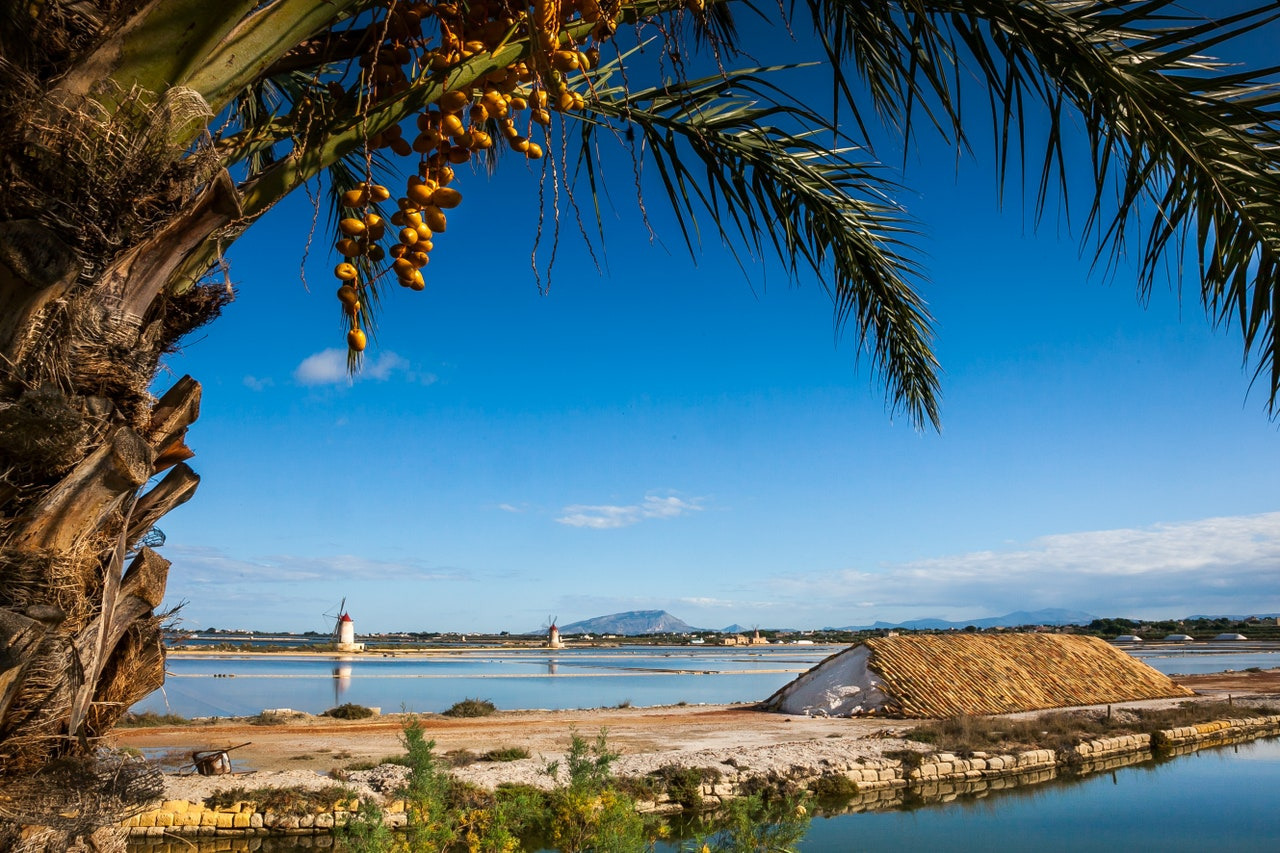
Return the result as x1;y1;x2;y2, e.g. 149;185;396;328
0;62;231;849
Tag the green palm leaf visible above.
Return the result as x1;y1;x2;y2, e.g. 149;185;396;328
809;0;1280;411
579;66;942;428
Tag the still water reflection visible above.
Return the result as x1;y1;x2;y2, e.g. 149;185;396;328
791;736;1280;852
133;646;839;717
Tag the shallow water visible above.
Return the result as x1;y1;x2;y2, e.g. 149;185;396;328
132;646;839;717
131;642;1280;718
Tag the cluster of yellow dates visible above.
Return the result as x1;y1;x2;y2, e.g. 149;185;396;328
334;0;630;354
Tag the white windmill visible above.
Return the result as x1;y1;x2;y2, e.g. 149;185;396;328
324;597;364;653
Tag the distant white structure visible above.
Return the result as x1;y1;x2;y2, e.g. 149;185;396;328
1164;634;1194;642
336;613;365;652
1114;635;1143;643
547;623;564;649
1214;632;1248;641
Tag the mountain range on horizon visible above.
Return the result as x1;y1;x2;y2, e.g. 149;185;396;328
548;607;1104;636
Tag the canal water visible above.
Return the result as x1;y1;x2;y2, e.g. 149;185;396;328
124;735;1280;851
789;735;1280;852
132;643;1280;718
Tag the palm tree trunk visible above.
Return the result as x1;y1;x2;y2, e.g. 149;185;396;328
0;210;218;847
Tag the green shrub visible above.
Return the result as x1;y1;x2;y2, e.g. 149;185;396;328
116;711;191;727
443;749;480;767
336;796;394;853
648;764;720;811
322;703;376;720
484;746;531;762
442;697;497;717
545;728;620;791
809;773;859;802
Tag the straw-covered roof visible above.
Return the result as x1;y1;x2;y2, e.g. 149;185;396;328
863;633;1194;717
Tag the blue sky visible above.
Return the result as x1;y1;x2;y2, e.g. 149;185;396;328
152;7;1280;633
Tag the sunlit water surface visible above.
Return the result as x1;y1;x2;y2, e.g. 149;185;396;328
132;642;1280;718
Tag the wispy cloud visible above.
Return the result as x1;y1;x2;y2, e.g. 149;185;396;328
556;494;704;529
243;375;273;391
294;349;347;385
496;503;529;514
770;512;1280;621
365;351;409;380
293;349;423;386
676;596;776;610
165;545;472;585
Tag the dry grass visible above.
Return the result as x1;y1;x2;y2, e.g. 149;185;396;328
907;701;1280;756
115;711;192;728
203;784;354;815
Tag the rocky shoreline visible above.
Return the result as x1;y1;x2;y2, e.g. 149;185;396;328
122;711;1280;838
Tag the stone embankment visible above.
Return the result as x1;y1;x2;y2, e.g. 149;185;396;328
123;714;1280;838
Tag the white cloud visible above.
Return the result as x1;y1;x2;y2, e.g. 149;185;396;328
293;349;418;386
365;351;409;380
496;503;528;514
769;511;1280;621
243;375;273;391
556;494;704;529
294;349;348;385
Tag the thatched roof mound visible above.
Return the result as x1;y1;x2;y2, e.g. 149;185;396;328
764;633;1194;718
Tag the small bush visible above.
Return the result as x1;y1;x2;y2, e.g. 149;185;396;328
809;773;859;801
442;698;497;717
342;755;410;773
336;796;394;853
443;749;480;767
648;765;720;811
116;711;191;728
484;746;531;762
322;703;376;720
882;748;928;770
736;771;804;804
546;728;620;791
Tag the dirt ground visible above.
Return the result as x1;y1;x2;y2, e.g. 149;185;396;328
110;668;1280;802
114;703;903;774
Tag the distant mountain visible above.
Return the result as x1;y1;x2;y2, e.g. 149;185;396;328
559;610;696;636
842;608;1098;631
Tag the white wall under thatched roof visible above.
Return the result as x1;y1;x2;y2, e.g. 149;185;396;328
762;645;892;716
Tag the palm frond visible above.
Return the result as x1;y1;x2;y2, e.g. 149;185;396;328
579;65;941;428
809;0;1280;413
